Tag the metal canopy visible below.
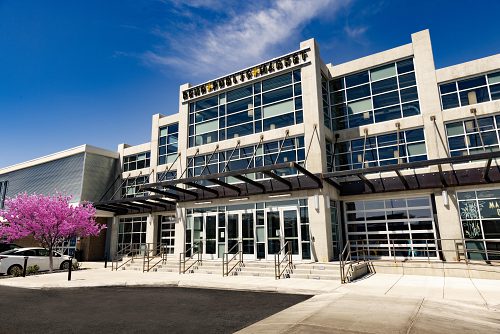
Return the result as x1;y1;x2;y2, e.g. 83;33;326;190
141;162;322;202
323;151;500;196
94;195;176;214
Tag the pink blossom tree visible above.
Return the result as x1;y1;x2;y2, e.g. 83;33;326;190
0;193;104;271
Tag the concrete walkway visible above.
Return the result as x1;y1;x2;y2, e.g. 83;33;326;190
1;265;499;333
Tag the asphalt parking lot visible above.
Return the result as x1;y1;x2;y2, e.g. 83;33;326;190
0;286;310;333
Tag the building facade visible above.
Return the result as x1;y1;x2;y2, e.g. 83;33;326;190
4;29;499;264
0;145;119;260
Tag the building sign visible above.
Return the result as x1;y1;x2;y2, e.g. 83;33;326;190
182;48;310;101
481;200;500;218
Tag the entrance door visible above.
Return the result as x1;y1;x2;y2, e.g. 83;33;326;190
226;211;255;259
266;207;301;260
190;213;217;259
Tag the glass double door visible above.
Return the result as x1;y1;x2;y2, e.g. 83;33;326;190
189;206;301;260
266;207;301;260
226;211;255;259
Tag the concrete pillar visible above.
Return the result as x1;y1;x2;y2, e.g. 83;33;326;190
145;214;156;246
434;189;464;261
411;30;448;160
308;193;333;262
109;217;120;258
174;206;186;256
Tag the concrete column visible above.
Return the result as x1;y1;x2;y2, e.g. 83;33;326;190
434;189;464;261
109;217;120;258
145;214;156;246
174;206;186;256
308;193;333;262
411;30;448;160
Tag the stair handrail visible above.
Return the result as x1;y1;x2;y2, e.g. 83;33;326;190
143;243;168;272
112;243;143;271
222;241;243;277
179;241;203;274
274;241;293;279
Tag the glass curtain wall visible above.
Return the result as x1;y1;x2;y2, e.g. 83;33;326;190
328;58;420;130
188;70;303;147
123;152;151;172
118;217;147;253
457;189;500;260
446;114;500;157
158;123;179;165
440;72;500;110
345;196;437;259
328;128;427;171
121;176;149;198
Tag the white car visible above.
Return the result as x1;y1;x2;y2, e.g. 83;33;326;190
0;247;77;275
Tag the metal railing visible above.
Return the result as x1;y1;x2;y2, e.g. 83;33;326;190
340;237;500;283
179;241;203;274
223;242;243;277
142;243;169;273
274;241;293;279
111;243;145;271
339;240;369;283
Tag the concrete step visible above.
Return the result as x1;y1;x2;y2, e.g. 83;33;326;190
290;273;339;280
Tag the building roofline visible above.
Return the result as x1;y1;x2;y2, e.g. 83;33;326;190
0;144;119;175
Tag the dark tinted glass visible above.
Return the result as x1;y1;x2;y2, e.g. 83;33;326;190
345;71;369;87
457;76;487;90
373;91;400;108
262;73;292;91
400;87;418;103
329;78;344;91
397;59;414;74
346;84;371;101
441;93;459;109
371;77;398;94
440;82;457;94
195;96;218;111
227;85;253;102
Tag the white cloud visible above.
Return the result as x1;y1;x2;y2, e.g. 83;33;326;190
344;25;367;38
143;0;349;79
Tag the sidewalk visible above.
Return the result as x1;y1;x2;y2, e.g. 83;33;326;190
1;267;499;333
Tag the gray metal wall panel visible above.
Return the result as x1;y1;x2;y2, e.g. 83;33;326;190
0;153;85;202
81;153;118;202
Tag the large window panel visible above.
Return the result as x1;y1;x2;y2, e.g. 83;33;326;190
440;72;498;110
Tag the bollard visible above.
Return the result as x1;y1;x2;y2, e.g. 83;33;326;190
23;257;28;277
68;257;73;281
104;253;108;269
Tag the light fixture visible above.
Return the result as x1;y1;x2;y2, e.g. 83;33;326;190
326;196;330;208
229;197;249;202
314;194;320;211
442;189;449;206
194;201;212;205
268;193;291;198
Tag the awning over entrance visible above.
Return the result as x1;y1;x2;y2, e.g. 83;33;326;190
142;162;322;202
323;151;500;196
94;195;176;214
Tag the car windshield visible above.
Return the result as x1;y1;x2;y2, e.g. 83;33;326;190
0;249;18;255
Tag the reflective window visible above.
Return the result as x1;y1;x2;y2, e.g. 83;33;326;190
188;70;302;147
121;176;149;198
457;189;500;261
0;180;7;209
187;136;305;184
445;115;500;157
326;58;420;130
328;128;427;171
439;71;500;110
345;196;437;259
118;217;147;253
158;123;178;165
123;152;150;172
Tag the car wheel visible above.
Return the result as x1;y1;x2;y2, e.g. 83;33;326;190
8;265;22;276
60;261;71;270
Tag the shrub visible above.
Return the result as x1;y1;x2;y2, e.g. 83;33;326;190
26;264;40;275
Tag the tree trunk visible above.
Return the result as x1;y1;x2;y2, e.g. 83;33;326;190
48;246;53;272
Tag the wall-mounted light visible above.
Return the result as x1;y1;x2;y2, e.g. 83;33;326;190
194;201;212;205
326;196;330;208
314;194;320;211
229;197;249;202
442;189;449;206
268;193;291;198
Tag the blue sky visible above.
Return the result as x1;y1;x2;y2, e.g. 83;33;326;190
0;0;499;168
